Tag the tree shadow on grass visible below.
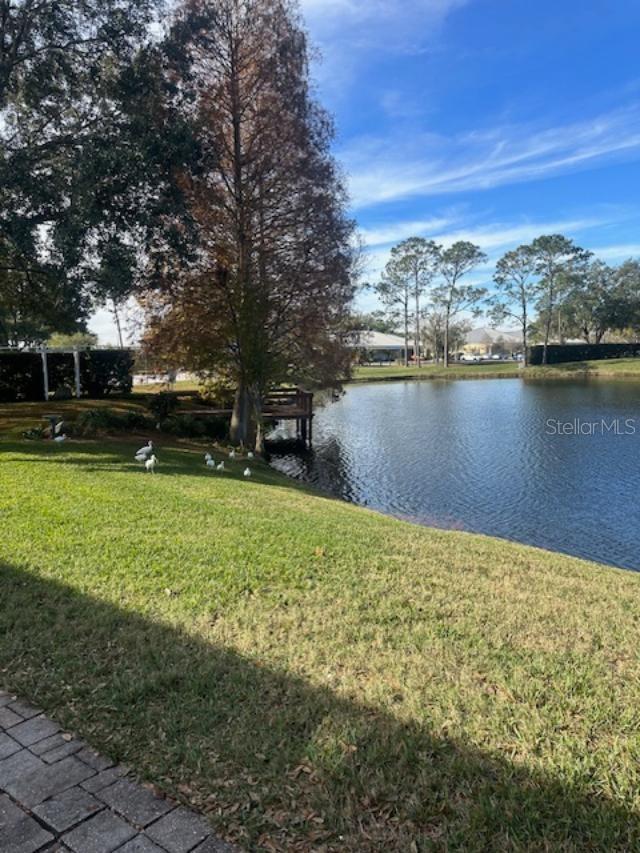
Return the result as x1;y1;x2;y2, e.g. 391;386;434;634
1;563;638;852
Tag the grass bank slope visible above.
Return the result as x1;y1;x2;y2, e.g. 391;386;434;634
1;438;640;851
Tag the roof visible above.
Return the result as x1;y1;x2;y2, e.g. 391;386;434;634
349;330;410;350
465;327;522;345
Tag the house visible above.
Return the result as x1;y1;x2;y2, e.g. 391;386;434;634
348;330;414;364
462;327;522;358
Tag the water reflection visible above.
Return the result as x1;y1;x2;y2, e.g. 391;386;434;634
269;378;640;571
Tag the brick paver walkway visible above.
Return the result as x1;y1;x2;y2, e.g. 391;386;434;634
0;690;240;853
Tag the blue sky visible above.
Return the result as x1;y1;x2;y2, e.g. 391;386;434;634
301;0;640;315
91;0;640;341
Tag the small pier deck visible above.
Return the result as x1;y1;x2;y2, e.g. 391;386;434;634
187;387;314;444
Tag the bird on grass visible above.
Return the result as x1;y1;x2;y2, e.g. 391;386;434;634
216;461;225;472
247;452;254;460
206;458;216;468
244;467;251;478
135;441;154;462
205;452;212;463
54;434;67;443
229;449;236;459
145;454;158;473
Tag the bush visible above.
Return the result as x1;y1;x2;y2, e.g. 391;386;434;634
0;352;42;400
160;413;229;440
0;350;134;400
528;343;640;365
149;392;179;421
75;408;155;437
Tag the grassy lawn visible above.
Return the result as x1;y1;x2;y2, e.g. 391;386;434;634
352;362;521;381
132;379;202;394
352;357;640;382
2;426;640;850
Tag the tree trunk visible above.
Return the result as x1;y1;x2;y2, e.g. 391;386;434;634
542;319;551;365
444;308;450;368
414;285;421;368
230;383;251;446
250;388;265;455
112;300;124;349
403;302;409;367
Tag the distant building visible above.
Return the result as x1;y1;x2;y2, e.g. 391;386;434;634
462;327;522;357
348;330;414;363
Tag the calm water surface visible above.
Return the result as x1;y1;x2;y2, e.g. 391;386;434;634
270;378;640;571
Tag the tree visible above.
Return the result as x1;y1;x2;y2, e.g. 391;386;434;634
529;235;591;364
432;242;487;367
489;245;536;366
142;0;356;452
376;253;412;366
345;311;398;334
389;238;441;368
612;259;640;340
561;261;618;344
0;240;87;347
48;332;99;349
0;0;192;338
421;309;471;363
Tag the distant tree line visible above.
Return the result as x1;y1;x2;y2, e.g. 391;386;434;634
374;235;640;366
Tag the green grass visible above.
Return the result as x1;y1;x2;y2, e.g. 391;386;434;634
352;362;521;381
2;433;640;850
352;357;640;382
132;379;201;394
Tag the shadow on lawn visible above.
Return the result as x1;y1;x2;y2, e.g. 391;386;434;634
1;563;638;852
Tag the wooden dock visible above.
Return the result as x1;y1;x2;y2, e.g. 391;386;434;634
187;387;314;444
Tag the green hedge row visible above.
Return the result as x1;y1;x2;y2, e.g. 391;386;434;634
0;350;134;401
528;343;640;365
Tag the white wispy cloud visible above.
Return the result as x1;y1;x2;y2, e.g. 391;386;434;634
343;107;640;209
300;0;469;102
590;244;640;261
361;215;605;251
359;214;614;281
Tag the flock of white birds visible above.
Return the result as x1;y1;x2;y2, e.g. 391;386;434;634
134;440;253;477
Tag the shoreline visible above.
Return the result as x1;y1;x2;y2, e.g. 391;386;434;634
346;359;640;384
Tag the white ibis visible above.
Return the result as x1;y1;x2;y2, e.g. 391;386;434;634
206;458;216;468
216;461;225;472
247;452;254;460
205;452;212;463
145;454;158;473
243;467;251;478
229;449;236;459
54;434;67;443
135;441;154;461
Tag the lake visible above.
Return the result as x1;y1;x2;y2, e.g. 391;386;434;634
269;378;640;571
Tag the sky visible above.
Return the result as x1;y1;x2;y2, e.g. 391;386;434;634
91;0;640;342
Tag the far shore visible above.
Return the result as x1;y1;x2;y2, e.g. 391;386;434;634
349;357;640;383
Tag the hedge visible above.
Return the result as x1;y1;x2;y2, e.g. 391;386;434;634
527;343;640;365
0;350;134;401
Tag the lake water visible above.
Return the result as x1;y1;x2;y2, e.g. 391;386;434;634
269;378;640;571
